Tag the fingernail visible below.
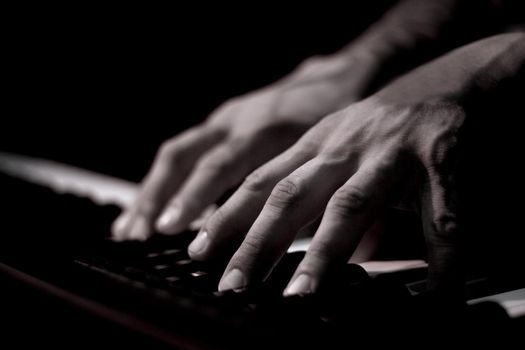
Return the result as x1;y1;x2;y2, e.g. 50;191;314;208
188;231;209;256
156;206;181;232
218;269;246;291
283;274;313;297
129;215;150;241
111;213;130;239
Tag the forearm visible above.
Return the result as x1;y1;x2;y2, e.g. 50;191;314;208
287;0;501;96
373;32;525;105
348;0;471;64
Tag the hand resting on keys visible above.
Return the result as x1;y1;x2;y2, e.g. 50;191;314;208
112;0;525;297
112;0;476;243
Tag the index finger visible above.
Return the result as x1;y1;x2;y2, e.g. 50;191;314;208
112;126;224;240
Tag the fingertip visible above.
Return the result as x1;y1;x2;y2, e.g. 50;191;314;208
111;213;131;241
155;206;183;234
218;268;246;292
283;273;314;297
128;215;152;241
188;230;210;258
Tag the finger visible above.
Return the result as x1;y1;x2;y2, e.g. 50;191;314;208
421;170;462;297
188;143;316;260
284;156;400;296
111;126;224;241
218;155;353;291
190;123;338;259
155;125;307;236
154;135;271;235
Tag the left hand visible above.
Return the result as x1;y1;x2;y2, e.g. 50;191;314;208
111;49;379;242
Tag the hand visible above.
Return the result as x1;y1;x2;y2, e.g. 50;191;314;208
112;51;379;241
189;33;524;294
202;98;464;295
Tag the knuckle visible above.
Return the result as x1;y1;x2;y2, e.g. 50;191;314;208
197;137;248;174
430;214;459;244
156;140;188;171
426;137;457;170
329;186;368;216
242;234;264;254
417;107;465;169
242;231;282;264
297;55;327;73
205;207;228;233
205;206;243;239
295;133;323;155
285;142;317;163
268;177;303;210
157;139;180;160
197;152;231;174
232;234;264;264
242;169;271;193
221;98;242;112
306;242;333;264
211;99;245;122
157;125;216;164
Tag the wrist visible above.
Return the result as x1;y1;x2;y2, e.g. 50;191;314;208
371;33;525;106
282;48;382;100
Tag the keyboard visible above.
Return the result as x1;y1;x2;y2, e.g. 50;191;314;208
1;153;524;349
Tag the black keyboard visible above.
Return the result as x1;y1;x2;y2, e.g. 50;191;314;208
1;168;523;349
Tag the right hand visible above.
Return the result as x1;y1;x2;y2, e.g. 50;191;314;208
112;51;379;241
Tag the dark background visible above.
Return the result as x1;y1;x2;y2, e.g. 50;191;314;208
2;2;395;182
3;0;522;183
2;0;524;280
1;3;525;347
1;6;399;347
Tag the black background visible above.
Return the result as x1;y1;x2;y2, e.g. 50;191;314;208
2;0;524;287
2;2;393;182
1;3;525;347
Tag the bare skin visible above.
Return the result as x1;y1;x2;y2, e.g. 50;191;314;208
188;33;523;295
113;0;478;242
111;50;381;241
111;0;523;294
